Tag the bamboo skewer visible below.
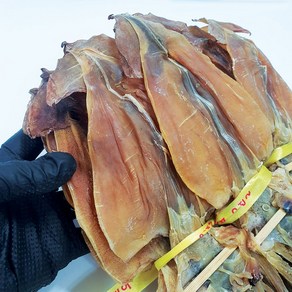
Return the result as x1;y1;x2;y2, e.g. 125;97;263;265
184;208;287;292
253;208;286;244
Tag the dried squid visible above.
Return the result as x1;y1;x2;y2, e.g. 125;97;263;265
23;12;292;292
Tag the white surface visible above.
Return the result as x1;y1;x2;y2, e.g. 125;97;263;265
0;0;291;291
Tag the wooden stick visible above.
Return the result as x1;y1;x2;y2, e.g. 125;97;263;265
184;209;286;292
184;246;236;292
254;208;286;245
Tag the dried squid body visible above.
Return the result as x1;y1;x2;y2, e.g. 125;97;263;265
200;18;292;213
67;47;171;263
23;34;176;282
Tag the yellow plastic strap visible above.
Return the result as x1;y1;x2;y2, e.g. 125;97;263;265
107;220;215;292
154;219;215;271
215;165;272;224
107;265;158;292
264;142;292;167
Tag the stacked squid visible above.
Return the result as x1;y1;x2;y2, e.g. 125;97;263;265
23;13;292;291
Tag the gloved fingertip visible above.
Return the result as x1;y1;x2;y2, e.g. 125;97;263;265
46;152;77;170
42;152;77;181
0;152;77;202
21;152;78;194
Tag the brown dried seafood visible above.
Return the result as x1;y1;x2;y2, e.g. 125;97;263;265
23;13;292;291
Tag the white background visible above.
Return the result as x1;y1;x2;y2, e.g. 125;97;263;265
0;0;291;291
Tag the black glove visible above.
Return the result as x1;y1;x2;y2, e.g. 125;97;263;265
0;130;89;292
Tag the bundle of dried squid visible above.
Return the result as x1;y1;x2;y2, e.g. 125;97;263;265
23;13;291;292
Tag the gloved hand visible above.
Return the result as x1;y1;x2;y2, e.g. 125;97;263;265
0;130;89;292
